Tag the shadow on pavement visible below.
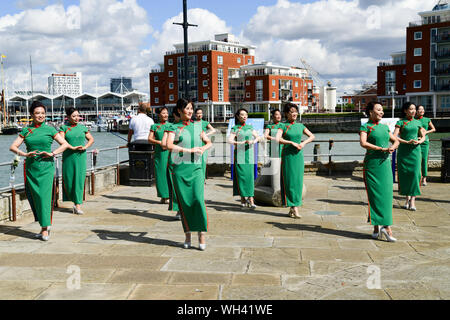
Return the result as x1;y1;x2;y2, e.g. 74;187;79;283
0;225;39;240
102;194;161;205
107;208;178;222
205;200;287;218
267;222;371;240
92;229;181;247
316;199;367;206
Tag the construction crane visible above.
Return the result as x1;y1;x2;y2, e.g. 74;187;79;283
300;58;328;87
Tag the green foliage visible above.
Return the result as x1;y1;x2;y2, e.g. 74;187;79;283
248;112;269;121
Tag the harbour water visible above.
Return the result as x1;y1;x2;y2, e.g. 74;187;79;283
0;130;448;190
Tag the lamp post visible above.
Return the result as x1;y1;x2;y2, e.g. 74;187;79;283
1;54;6;126
391;89;398;118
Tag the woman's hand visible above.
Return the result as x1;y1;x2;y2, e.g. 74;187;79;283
297;142;306;151
24;151;38;158
38;151;54;158
75;146;87;152
191;147;204;155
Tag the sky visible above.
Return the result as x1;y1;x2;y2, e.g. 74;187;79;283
0;0;434;97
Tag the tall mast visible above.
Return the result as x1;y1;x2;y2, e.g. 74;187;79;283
1;54;6;126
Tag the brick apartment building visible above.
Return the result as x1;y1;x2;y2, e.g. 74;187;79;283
378;2;450;116
149;33;318;122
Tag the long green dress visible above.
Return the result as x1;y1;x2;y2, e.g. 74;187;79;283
417;116;431;178
231;123;255;197
195;119;210;177
19;123;59;227
265;122;283;158
360;121;393;226
151;121;172;198
280;122;305;207
166;123;179;213
170;121;208;232
59;123;88;205
396;118;423;196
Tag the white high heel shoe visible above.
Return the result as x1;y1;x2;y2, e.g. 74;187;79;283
380;227;397;242
73;205;84;215
198;232;206;251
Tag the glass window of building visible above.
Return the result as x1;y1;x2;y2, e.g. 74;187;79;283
255;80;263;101
272;92;276;99
247;58;252;64
246;92;250;98
237;57;241;63
246;80;250;86
414;80;422;88
169;83;174;89
385;70;396;95
155;98;159;104
295;81;299;88
218;56;223;65
414;64;422;72
203;80;208;87
414;48;422;56
169;71;174;77
202;68;208;75
154;87;159;93
202;55;207;62
154;76;158;82
414;32;422;40
203;92;208;99
218;68;224;102
168;59;173;66
272;79;276;86
169;94;174;101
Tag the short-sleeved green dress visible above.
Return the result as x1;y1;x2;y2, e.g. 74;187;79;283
166;123;179;213
417;116;431;178
360;121;393;226
231;123;255;198
280;122;306;207
151;121;172;198
59;123;89;205
19;123;59;227
396;118;423;196
265;122;283;158
169;121;208;232
195;119;210;177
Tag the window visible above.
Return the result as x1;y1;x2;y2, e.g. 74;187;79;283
414;80;422;88
154;87;159;93
202;55;207;62
272;92;276;99
246;92;250;98
414;32;422;40
295;81;299;88
246;80;250;86
169;94;174;101
403;83;407;90
403;69;407;76
385;70;396;95
168;59;173;66
217;55;223;65
218;68;224;102
414;48;422;56
154;76;159;82
295;93;299;99
203;80;208;87
272;79;276;86
248;59;252;64
237;57;241;63
154;98;159;104
414;64;422;72
255;80;263;101
202;68;208;75
168;71;173;77
169;82;174;89
203;92;208;99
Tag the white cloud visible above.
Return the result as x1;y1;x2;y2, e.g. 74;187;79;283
242;0;431;93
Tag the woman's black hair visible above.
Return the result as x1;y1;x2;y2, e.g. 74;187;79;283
176;98;194;113
195;107;203;114
401;101;415;116
365;101;382;117
283;102;298;115
65;107;78;117
172;108;180;118
157;106;168;115
29;100;46;115
235;108;248;124
271;108;282;117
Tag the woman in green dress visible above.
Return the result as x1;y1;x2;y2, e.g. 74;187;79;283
276;103;315;219
194;108;216;179
360;102;399;242
416;105;436;186
148;107;172;204
167;99;212;250
393;102;426;211
227;108;261;209
9;101;70;241
59;107;95;215
264;109;284;158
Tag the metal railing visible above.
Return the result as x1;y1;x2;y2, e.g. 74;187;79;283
0;146;128;221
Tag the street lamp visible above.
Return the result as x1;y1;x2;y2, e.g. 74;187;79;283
391;89;398;118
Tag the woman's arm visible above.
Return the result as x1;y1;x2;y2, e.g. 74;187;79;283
264;128;272;141
200;132;213;153
39;133;70;158
148;131;162;146
417;127;427;144
393;127;411;144
227;132;244;146
275;128;297;148
205;124;217;136
161;131;169;150
167;132;193;154
9;136;37;158
84;132;95;150
388;132;400;153
58;132;77;151
427;120;436;135
360;131;386;151
298;128;315;150
248;130;261;145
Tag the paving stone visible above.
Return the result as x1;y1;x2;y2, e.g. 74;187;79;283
0;267;115;283
0;280;52;300
221;285;310;300
0;241;46;253
169;272;232;285
161;258;250;274
241;248;300;261
107;270;172;284
36;283;135;300
102;244;168;257
232;274;281;286
321;288;391;300
206;236;273;248
301;248;372;263
272;237;338;249
70;255;170;270
162;247;241;259
129;284;219;300
248;260;310;275
0;253;77;267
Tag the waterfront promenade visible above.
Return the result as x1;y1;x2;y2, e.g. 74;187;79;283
0;173;449;300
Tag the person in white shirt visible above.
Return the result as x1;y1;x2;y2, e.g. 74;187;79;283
127;104;154;144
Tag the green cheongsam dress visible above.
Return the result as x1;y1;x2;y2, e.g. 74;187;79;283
417;116;431;178
360;122;393;226
19;123;59;227
280;122;305;207
265;122;283;158
196;119;210;177
166;123;179;213
151;122;172;198
59;124;89;205
231;123;255;198
396;119;423;196
171;121;208;232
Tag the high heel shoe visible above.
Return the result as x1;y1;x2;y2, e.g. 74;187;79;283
246;199;257;209
73;205;84;215
183;232;191;249
371;232;379;240
291;208;302;219
198;232;206;251
380;227;397;242
402;200;410;210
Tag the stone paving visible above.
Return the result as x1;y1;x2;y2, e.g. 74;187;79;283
0;172;449;300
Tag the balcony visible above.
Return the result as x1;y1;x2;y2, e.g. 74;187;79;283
435;67;450;76
435;50;450;59
433;34;450;43
436;84;450;91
